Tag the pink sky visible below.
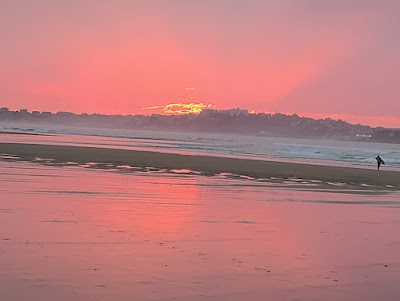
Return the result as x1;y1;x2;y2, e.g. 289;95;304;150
1;1;399;127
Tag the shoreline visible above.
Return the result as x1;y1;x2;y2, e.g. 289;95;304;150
2;128;400;172
1;142;399;191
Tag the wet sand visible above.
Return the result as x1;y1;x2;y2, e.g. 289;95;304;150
1;160;400;301
1;142;400;191
0;131;44;135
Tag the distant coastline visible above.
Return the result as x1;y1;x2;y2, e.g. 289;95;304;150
1;107;400;144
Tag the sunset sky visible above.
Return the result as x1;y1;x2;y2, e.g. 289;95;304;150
1;0;399;127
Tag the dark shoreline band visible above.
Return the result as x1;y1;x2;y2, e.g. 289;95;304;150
1;142;399;191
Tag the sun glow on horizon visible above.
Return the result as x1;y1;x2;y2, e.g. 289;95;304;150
144;103;214;115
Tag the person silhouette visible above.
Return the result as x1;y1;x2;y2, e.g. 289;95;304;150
375;155;385;170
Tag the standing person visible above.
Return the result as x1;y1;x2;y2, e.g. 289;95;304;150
375;155;385;170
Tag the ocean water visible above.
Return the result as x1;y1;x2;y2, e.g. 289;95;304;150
1;124;400;170
1;160;400;301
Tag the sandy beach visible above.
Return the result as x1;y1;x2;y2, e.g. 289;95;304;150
1;160;400;301
1;142;399;191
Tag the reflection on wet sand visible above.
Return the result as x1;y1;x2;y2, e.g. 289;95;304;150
1;161;400;301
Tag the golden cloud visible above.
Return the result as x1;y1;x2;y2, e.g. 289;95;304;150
144;103;213;115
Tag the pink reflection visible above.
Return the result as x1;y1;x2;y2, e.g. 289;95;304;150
1;161;400;301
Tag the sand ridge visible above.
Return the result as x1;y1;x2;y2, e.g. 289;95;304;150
1;142;399;191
